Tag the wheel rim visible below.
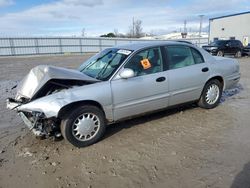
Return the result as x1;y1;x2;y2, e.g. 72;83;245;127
236;51;241;58
72;113;100;141
217;51;223;56
205;84;220;105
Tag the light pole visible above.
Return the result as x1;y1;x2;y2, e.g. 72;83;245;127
199;15;204;47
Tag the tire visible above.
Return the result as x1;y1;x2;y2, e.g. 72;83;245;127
60;105;106;147
217;50;224;57
235;50;242;58
198;79;223;109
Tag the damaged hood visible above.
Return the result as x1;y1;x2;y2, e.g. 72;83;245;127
16;65;98;99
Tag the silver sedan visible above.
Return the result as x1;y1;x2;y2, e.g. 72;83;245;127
7;41;241;147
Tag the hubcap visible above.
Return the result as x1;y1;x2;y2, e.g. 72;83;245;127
236;51;241;58
217;51;223;56
205;84;220;105
72;113;100;141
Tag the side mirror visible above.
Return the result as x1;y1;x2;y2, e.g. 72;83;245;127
119;68;135;79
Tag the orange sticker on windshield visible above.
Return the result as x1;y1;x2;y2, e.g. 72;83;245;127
140;59;151;69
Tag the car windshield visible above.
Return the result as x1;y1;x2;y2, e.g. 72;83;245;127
78;48;132;81
210;40;227;46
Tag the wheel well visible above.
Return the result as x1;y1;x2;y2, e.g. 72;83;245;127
207;76;224;88
198;76;224;101
58;100;105;119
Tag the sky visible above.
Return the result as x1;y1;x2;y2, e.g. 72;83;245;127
0;0;249;37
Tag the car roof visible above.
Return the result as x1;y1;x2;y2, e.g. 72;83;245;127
115;41;193;51
216;39;240;42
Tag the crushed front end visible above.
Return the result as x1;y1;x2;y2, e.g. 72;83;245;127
6;65;99;139
7;98;62;138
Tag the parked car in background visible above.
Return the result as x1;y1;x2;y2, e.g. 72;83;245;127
243;43;250;56
7;41;240;147
202;40;243;58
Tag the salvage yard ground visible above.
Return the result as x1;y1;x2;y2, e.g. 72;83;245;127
0;55;250;188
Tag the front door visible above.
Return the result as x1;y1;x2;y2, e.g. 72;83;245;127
111;47;169;121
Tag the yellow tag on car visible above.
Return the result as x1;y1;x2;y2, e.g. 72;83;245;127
140;59;151;69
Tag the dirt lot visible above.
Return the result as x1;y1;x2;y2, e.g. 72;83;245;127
0;55;250;188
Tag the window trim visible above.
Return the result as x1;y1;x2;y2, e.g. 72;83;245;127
160;46;169;71
190;47;205;64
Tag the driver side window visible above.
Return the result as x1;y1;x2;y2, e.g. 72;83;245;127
124;47;163;76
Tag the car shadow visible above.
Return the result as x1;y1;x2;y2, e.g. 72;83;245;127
231;162;250;188
103;103;197;140
104;84;243;140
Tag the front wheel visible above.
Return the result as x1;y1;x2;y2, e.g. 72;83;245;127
60;105;106;147
198;79;223;109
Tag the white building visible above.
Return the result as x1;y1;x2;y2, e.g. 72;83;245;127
209;11;250;46
142;32;208;40
141;32;209;46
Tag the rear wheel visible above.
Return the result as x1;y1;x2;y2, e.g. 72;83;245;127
217;50;224;56
235;50;242;58
60;105;106;147
198;79;223;109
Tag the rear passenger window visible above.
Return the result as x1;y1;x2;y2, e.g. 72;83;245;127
191;48;204;64
165;46;195;69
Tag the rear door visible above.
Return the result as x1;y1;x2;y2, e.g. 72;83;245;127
110;47;169;121
236;40;243;53
230;40;237;54
164;45;210;106
228;41;236;54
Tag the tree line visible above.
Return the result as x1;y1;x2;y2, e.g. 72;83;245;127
100;19;144;38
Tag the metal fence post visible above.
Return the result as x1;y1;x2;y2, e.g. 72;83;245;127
59;38;63;54
79;38;83;54
9;38;15;56
99;38;102;51
34;38;39;55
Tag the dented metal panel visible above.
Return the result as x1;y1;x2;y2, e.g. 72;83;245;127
16;81;113;120
16;65;98;99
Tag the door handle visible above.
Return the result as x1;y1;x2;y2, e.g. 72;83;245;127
202;67;209;72
156;77;166;82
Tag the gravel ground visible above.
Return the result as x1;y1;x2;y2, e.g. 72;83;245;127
0;55;250;188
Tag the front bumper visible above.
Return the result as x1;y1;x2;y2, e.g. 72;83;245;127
6;98;47;136
243;49;250;56
18;112;45;136
203;48;218;56
18;112;34;130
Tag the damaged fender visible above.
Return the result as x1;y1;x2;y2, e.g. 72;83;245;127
16;82;113;121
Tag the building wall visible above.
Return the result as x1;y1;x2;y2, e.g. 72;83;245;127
209;13;250;45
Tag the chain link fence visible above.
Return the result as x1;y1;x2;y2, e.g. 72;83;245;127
0;37;209;56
